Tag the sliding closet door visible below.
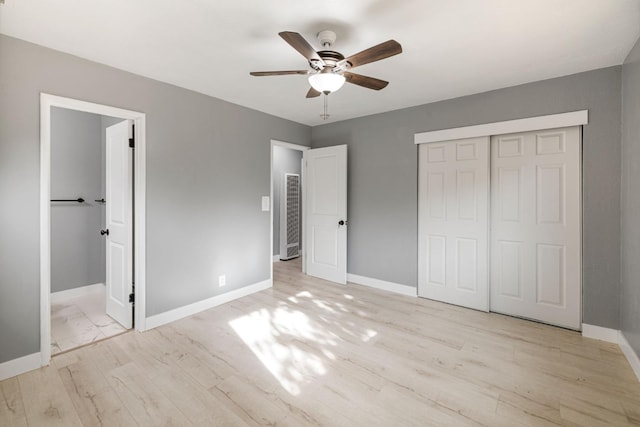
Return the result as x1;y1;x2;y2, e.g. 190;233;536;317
418;137;490;311
490;126;581;329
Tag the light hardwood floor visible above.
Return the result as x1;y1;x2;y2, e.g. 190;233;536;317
2;258;640;426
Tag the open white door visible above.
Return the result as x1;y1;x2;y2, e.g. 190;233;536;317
105;120;133;329
304;145;347;284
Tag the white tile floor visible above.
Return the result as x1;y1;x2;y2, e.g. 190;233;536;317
51;286;128;355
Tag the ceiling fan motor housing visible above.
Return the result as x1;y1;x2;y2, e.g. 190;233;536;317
312;50;345;69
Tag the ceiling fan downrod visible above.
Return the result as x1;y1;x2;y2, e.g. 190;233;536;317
321;94;330;121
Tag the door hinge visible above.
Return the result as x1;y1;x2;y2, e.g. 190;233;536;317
129;124;135;148
129;292;135;304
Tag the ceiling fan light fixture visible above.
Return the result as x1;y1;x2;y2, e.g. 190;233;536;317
308;72;345;94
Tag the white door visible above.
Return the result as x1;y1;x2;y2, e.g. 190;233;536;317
105;120;133;328
304;145;347;284
490;126;581;329
418;137;490;311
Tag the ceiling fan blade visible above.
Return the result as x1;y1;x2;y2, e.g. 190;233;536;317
306;87;321;98
279;31;325;66
250;70;310;76
342;40;402;69
344;72;389;90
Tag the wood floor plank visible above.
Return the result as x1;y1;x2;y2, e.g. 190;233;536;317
18;365;83;427
58;358;138;426
151;365;249;426
105;361;193;426
0;377;28;427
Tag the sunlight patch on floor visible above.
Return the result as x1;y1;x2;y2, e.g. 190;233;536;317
230;290;379;396
229;307;327;395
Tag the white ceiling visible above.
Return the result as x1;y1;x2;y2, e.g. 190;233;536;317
1;0;639;126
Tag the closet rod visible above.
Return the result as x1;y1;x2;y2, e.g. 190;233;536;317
50;198;85;203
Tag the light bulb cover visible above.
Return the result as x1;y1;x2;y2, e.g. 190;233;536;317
308;72;346;93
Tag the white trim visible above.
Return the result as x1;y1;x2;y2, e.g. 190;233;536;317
40;93;147;368
145;279;272;329
414;110;588;144
273;255;281;262
581;324;640;382
270;140;309;284
619;332;640;382
50;283;104;303
40;96;52;367
347;273;418;297
0;353;41;381
582;323;619;343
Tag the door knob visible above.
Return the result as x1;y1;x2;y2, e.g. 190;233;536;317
338;220;345;226
100;229;109;236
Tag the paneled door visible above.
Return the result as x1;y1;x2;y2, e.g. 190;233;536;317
490;126;581;329
418;136;490;311
105;120;133;328
304;145;347;284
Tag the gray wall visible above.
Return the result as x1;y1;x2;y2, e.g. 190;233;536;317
50;107;104;292
272;146;303;256
0;34;311;364
312;66;622;329
621;36;640;357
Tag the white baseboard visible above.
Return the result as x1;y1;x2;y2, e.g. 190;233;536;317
51;282;104;303
0;352;42;381
582;323;640;382
619;332;640;382
273;255;280;262
145;279;272;330
581;323;619;343
347;273;417;297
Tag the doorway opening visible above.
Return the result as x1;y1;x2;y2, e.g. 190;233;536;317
270;141;309;280
49;108;131;354
40;94;147;366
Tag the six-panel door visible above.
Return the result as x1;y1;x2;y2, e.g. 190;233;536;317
490;127;581;329
418;136;490;311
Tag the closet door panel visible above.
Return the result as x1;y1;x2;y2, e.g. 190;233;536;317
490;126;581;330
418;137;489;311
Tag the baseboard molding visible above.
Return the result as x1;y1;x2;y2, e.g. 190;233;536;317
273;255;280;262
347;273;417;297
582;323;640;382
581;323;619;343
145;279;272;330
0;352;41;381
619;332;640;382
51;282;104;303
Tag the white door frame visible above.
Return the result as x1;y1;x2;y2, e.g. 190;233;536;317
40;93;147;366
270;140;309;281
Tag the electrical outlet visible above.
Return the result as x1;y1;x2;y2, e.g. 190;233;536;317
218;274;226;287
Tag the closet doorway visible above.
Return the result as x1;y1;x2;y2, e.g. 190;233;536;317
40;94;147;365
49;108;132;355
416;112;587;330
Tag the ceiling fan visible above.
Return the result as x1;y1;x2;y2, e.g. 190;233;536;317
250;30;402;98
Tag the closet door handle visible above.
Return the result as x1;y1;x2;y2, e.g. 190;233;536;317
100;229;109;236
